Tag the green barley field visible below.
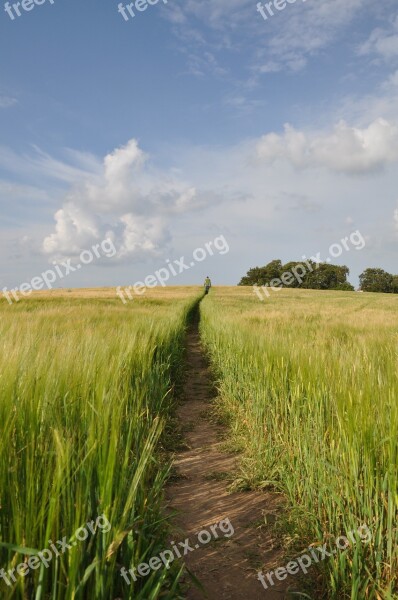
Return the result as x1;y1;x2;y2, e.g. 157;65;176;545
0;287;200;600
201;287;398;599
0;286;397;599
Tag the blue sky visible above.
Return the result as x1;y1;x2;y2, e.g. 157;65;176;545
1;0;398;290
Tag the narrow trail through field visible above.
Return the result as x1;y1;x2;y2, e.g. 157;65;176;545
166;303;290;600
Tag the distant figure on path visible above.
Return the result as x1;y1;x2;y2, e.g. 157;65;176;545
204;276;212;294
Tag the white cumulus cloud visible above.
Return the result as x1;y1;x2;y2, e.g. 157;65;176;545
42;138;220;262
256;118;398;174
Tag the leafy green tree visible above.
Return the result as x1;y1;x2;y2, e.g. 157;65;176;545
359;269;393;293
281;261;306;288
304;264;351;290
238;267;265;286
392;275;398;294
238;260;282;286
239;260;353;290
334;282;355;291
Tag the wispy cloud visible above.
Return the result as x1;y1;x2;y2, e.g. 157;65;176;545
165;0;370;77
0;95;17;108
359;15;398;62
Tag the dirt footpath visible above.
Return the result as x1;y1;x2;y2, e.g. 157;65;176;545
165;310;291;599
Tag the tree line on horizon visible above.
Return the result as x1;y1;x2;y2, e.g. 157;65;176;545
238;260;398;293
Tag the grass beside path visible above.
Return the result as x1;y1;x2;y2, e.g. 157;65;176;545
200;287;398;599
0;287;201;600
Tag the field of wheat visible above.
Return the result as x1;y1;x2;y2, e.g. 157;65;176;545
200;287;398;599
1;286;397;599
0;287;200;600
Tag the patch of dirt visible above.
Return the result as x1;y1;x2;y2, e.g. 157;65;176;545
165;308;292;599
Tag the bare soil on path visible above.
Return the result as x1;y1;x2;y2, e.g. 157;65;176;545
165;307;291;600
